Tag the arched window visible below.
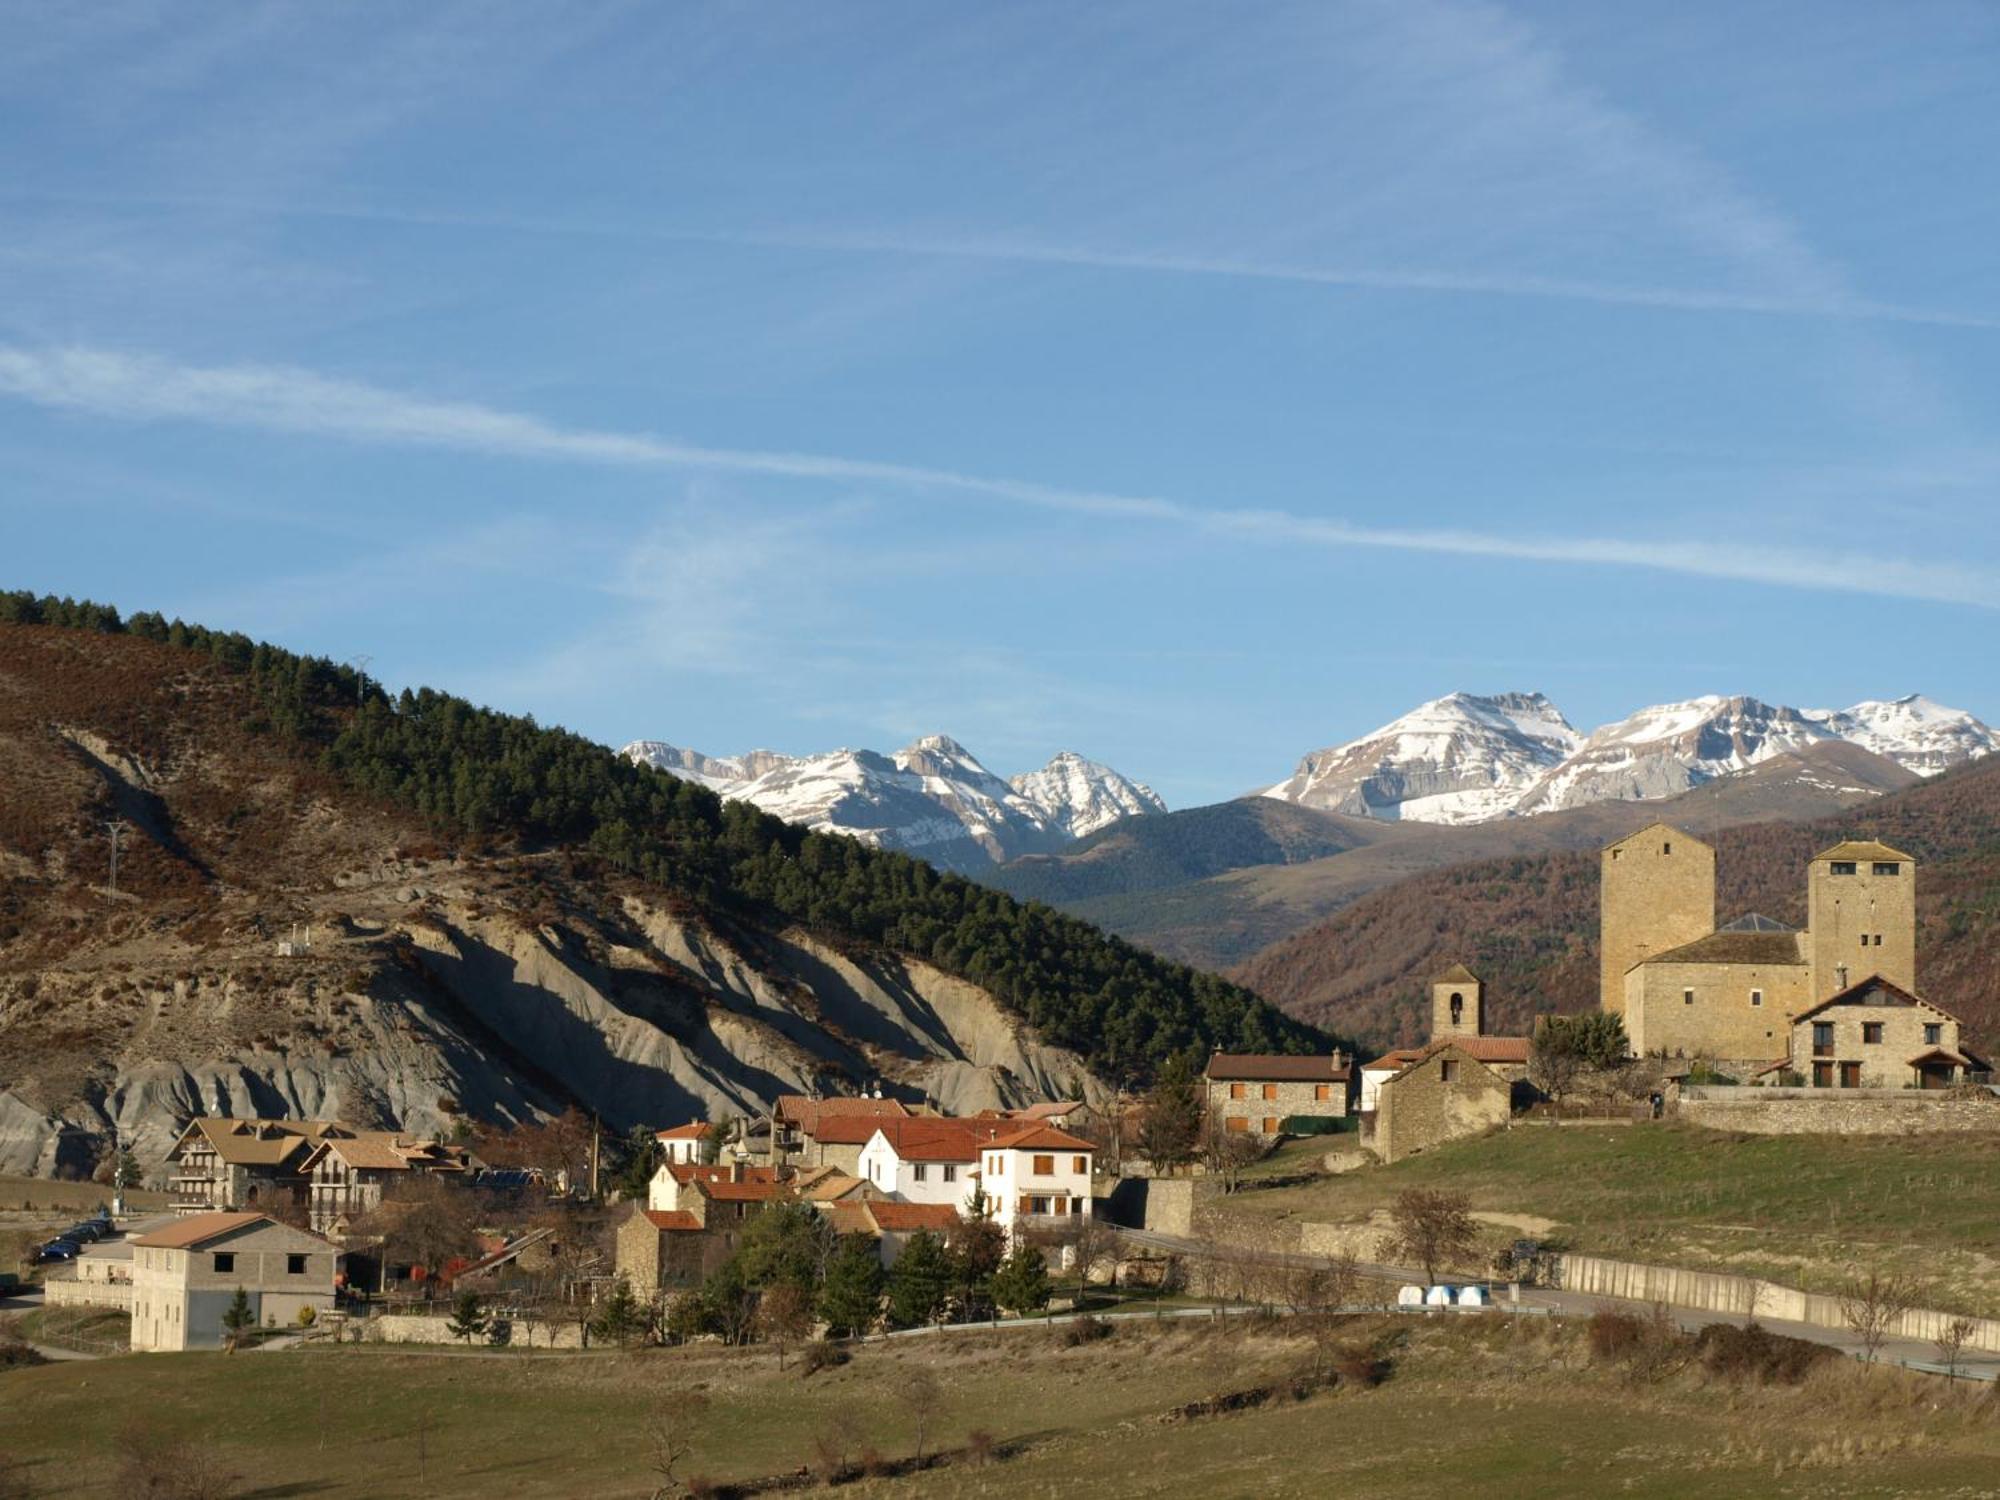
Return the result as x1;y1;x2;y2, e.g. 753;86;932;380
1449;993;1464;1025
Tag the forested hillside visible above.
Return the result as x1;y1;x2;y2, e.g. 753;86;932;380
1237;754;2000;1052
0;592;1322;1083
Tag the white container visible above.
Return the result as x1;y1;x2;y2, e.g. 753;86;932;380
1396;1284;1426;1307
1423;1285;1454;1306
1457;1285;1487;1307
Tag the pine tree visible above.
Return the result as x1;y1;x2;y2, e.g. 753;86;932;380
221;1286;256;1349
818;1235;886;1337
1138;1052;1204;1173
887;1231;955;1328
590;1276;649;1347
989;1244;1052;1318
446;1289;489;1344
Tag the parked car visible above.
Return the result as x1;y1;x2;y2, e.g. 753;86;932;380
36;1241;81;1263
63;1224;104;1243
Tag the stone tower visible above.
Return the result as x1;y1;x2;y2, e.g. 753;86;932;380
1431;964;1484;1039
1599;823;1716;1015
1807;840;1917;1001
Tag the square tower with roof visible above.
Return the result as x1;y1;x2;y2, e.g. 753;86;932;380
1431;963;1485;1038
1599;823;1716;1014
1807;840;1917;1002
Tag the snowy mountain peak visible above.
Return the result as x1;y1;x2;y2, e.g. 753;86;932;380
1266;690;1993;827
1010;751;1167;840
622;733;1164;869
1262;690;1582;825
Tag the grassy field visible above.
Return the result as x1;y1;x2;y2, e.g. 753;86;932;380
0;1175;170;1214
2;1313;1996;1498
1226;1121;2000;1310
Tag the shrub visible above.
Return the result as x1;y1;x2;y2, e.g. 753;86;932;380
1586;1309;1647;1360
1694;1322;1837;1385
799;1341;849;1377
1061;1314;1112;1347
1333;1347;1389;1388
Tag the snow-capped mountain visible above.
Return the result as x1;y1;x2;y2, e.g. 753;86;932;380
621;734;1164;869
1261;692;1583;824
1010;751;1166;840
1809;696;1996;776
1265;691;1994;826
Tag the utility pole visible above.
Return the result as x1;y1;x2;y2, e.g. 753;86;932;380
104;819;129;896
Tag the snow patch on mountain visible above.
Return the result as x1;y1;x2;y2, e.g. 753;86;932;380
621;735;1164;869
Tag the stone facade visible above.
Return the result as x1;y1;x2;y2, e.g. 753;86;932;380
1807;844;1917;1002
1790;977;1969;1090
1622;949;1808;1063
1600;824;1716;1014
1371;1043;1510;1164
1431;965;1484;1038
1203;1052;1351;1138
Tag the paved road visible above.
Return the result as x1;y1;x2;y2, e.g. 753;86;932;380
1117;1226;2000;1382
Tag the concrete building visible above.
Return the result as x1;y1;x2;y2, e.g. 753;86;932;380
978;1124;1094;1243
1614;831;1923;1072
1202;1052;1351;1137
1788;976;1980;1089
654;1121;713;1166
1370;1041;1512;1165
129;1212;337;1351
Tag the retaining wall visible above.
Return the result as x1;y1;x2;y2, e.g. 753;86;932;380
43;1276;131;1311
367;1313;587;1348
1558;1252;2000;1353
1678;1091;2000;1136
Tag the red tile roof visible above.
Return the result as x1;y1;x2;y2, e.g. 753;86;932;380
1203;1053;1350;1083
1441;1036;1531;1064
655;1122;712;1141
866;1118;1011;1162
642;1209;702;1232
1363;1048;1426;1072
777;1095;912;1135
988;1124;1094;1153
667;1163;783;1187
867;1202;960;1233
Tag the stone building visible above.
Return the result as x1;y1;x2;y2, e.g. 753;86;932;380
1202;1052;1351;1137
1601;823;1717;1017
1785;976;1980;1089
129;1212;337;1352
1370;1041;1511;1164
295;1134;471;1236
1611;829;1926;1072
1361;965;1529;1111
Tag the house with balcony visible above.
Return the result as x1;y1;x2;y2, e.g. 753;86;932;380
164;1118;346;1216
977;1123;1095;1244
1785;975;1986;1089
295;1134;472;1236
654;1120;713;1166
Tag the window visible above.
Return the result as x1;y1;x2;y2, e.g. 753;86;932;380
1830;861;1857;875
987;1154;1003;1176
1029;1196;1051;1215
1261;1083;1278;1101
1440;1060;1458;1083
1862;1022;1884;1045
287;1253;307;1275
1449;993;1463;1025
1224;1117;1248;1133
1033;1154;1054;1175
1611;848;1620;861
1262;1117;1279;1134
942;1164;957;1183
1662;841;1671;854
1072;1155;1087;1174
1925;1023;1942;1046
1872;862;1900;876
1873;935;1884;946
1314;1084;1331;1102
1750;989;1763;1008
912;1163;928;1183
212;1252;235;1273
1229;1082;1245;1100
1070;1198;1083;1215
1683;989;1695;1006
1812;1023;1833;1054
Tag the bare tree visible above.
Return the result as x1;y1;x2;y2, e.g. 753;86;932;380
1386;1189;1479;1286
1527;1041;1582;1112
755;1283;813;1371
1934;1315;1976;1381
1203;1119;1264;1195
114;1424;241;1500
643;1390;711;1499
898;1367;946;1469
1838;1271;1919;1364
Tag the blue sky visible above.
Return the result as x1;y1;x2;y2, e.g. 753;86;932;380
4;2;1998;807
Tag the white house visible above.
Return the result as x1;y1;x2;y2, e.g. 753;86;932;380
856;1119;1000;1210
978;1123;1094;1243
1360;1048;1424;1114
654;1121;713;1166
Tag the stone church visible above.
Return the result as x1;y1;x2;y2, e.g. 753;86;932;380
1603;823;1920;1067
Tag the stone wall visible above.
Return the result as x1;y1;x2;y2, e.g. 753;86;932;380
367;1313;588;1348
1678;1089;2000;1135
1559;1252;2000;1354
1626;957;1806;1060
1791;995;1961;1090
1601;826;1715;1013
1373;1047;1509;1164
1104;1176;1199;1237
1205;1077;1347;1134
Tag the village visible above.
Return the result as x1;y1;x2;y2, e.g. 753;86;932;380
9;824;1997;1417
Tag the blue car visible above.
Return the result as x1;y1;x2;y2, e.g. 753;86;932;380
63;1224;104;1243
36;1241;81;1263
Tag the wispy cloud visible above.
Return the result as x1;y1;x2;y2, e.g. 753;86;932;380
1;342;1993;609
